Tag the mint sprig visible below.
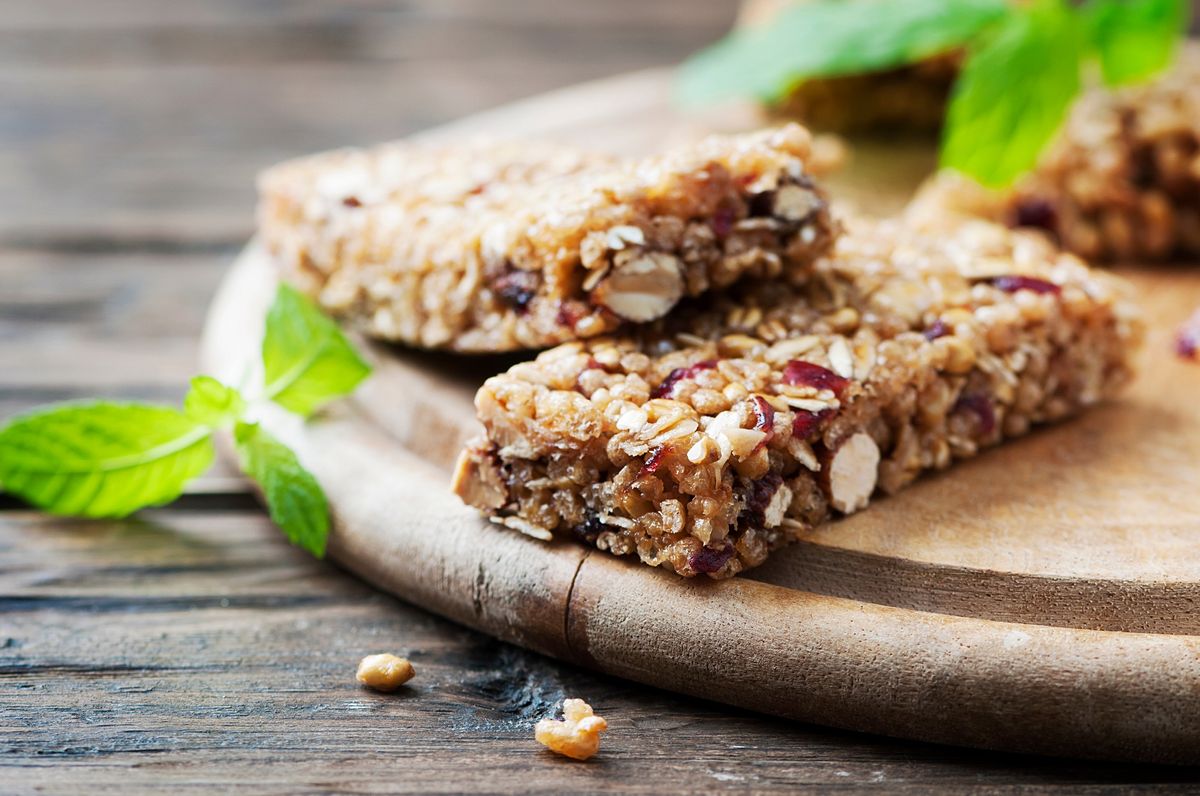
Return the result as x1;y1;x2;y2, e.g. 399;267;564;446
676;0;1190;188
0;284;370;557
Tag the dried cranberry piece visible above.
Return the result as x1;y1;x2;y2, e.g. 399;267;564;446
923;319;951;341
640;446;668;477
1176;309;1200;361
688;542;734;575
651;359;717;399
341;196;362;208
751;396;775;451
954;392;996;436
712;204;736;238
791;408;833;439
556;302;584;328
1012;198;1058;232
492;269;540;312
782;360;850;395
987;275;1061;296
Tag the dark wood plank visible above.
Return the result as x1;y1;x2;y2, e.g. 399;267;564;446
0;249;233;395
5;0;1200;788
4;509;1199;793
0;0;738;244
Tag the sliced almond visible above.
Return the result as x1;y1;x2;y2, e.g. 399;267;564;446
724;427;768;460
451;447;508;511
762;483;793;528
493;515;553;541
592;252;684;322
821;432;880;514
772;184;822;221
605;224;646;250
828;337;854;379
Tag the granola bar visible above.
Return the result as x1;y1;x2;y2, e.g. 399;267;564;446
453;217;1143;578
259;126;835;352
772;54;960;135
910;43;1200;261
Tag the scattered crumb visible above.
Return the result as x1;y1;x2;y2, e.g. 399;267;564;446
535;698;608;760
1176;308;1200;362
355;653;415;692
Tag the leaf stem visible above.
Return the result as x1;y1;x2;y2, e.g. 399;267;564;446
262;339;330;402
86;425;212;473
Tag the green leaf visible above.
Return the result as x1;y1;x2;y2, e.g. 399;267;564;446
184;376;246;428
234;421;329;558
940;0;1084;188
261;284;371;418
676;0;1010;106
1086;0;1189;87
0;402;213;517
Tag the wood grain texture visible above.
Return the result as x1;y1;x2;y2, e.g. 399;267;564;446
12;511;1200;796
8;0;1200;789
203;241;1200;765
0;0;737;246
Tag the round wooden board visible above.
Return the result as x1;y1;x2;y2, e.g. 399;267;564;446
201;69;1200;764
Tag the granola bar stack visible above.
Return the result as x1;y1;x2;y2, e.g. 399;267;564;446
452;218;1142;577
259;122;1145;579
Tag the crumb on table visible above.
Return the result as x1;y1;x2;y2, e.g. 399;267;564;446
535;698;608;760
356;653;415;692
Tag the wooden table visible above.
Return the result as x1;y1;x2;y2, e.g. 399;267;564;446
4;2;1200;791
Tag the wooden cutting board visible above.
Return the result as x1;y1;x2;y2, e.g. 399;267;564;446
200;68;1200;764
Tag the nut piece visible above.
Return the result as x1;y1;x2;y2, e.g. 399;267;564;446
592;253;684;322
535;698;608;761
356;653;415;692
772;184;822;221
452;447;508;510
822;432;880;514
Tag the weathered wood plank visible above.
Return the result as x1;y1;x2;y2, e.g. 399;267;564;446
0;251;232;408
6;0;1200;787
0;0;737;35
3;509;1196;792
0;0;738;244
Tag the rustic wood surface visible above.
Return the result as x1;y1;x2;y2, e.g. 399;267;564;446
203;221;1200;765
6;2;1200;792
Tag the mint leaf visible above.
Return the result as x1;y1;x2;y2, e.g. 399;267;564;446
676;0;1009;106
0;402;213;517
184;376;246;428
940;0;1084;188
234;421;329;557
262;284;371;418
1086;0;1189;87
